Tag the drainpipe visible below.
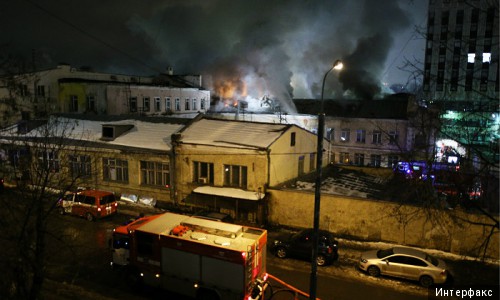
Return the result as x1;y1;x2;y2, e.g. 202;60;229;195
170;148;176;205
266;149;271;188
171;133;181;205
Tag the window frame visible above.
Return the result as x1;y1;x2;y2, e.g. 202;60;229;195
341;129;350;142
193;161;214;184
356;129;366;143
69;155;92;179
103;158;129;183
223;164;248;189
140;161;170;187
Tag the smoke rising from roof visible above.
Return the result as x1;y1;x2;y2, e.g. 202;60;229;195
2;0;422;112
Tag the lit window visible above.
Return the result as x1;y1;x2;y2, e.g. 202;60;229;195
483;53;491;63
467;53;475;63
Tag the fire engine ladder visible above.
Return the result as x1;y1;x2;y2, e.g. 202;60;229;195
246;243;256;282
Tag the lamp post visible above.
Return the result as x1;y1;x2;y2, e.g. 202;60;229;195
310;59;343;300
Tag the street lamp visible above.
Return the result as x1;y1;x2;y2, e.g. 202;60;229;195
310;59;343;300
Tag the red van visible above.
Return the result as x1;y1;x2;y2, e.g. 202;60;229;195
58;189;118;221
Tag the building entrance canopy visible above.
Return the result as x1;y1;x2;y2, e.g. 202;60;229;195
193;186;263;201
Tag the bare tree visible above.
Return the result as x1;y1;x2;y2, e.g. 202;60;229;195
0;116;95;299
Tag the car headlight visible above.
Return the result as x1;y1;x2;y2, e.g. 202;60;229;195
360;258;367;263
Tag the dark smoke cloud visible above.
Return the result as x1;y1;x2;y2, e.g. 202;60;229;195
1;0;423;112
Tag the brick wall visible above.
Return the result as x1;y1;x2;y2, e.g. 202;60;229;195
268;189;499;260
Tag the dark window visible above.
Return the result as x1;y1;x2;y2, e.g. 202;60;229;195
102;126;114;139
193;161;214;184
291;132;296;146
113;235;130;250
389;256;428;267
69;155;91;179
339;152;350;164
356;129;366;143
154;97;161;111
99;194;116;205
372;130;382;144
87;95;95;111
141;161;170;186
456;10;464;24
37;150;60;172
354;153;364;166
298;155;305;176
223;165;248;188
389;131;399;144
143;97;150;112
83;196;95;205
129;97;137;112
175;98;180;111
103;158;129;182
370;155;381;167
341;129;350;142
36;85;45;97
310;153;316;172
441;11;449;25
387;255;407;264
388;155;398;168
69;95;78;112
165;97;171;111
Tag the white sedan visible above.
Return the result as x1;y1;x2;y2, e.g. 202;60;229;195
359;246;448;287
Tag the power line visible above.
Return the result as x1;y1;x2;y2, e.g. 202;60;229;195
23;0;162;74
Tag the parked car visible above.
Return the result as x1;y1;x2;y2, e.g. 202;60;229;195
57;189;118;221
271;229;339;266
192;210;234;223
359;246;448;287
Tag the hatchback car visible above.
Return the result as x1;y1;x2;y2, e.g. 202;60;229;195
58;189;118;221
359;246;448;287
271;229;338;266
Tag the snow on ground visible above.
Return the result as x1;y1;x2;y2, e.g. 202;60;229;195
294;167;388;199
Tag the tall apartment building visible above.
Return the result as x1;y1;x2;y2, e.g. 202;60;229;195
423;0;499;164
424;0;498;101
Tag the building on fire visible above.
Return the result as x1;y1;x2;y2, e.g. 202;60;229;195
0;64;210;127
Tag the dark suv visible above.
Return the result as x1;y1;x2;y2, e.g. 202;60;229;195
271;229;339;266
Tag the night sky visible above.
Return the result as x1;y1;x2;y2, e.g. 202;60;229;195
1;0;427;112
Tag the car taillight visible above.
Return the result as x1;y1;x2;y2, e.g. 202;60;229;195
441;270;447;276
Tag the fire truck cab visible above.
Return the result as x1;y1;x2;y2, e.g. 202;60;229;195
110;214;161;267
126;212;268;300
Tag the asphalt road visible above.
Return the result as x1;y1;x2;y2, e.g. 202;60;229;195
1;186;497;300
40;202;487;300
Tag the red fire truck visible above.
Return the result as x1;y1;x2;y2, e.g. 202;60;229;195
117;212;268;300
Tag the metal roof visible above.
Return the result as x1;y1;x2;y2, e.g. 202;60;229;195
179;117;291;150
